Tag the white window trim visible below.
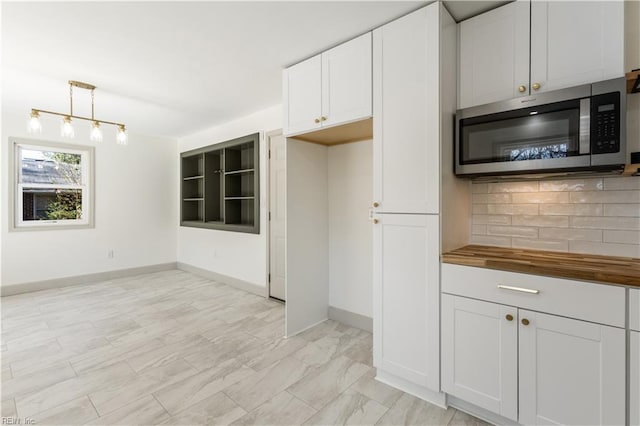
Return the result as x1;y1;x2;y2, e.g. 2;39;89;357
10;138;95;231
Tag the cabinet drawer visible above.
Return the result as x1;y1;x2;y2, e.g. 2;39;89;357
441;264;625;328
631;289;640;332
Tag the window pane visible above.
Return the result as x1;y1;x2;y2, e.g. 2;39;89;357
22;188;83;221
21;149;82;185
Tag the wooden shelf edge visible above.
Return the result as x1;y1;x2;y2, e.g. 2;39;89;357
289;117;373;146
622;164;640;177
626;70;640;94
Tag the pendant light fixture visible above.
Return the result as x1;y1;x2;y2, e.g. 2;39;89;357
28;80;127;145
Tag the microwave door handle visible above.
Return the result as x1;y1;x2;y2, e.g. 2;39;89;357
579;98;590;155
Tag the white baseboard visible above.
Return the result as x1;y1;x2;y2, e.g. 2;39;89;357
0;262;178;297
447;395;518;426
375;369;447;409
328;306;373;332
285;317;328;338
176;262;267;297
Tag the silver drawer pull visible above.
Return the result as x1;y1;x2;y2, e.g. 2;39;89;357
497;285;540;295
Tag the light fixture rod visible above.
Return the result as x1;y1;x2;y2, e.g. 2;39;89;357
69;84;73;116
31;108;125;128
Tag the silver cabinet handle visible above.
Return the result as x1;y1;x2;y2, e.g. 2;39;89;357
497;285;540;295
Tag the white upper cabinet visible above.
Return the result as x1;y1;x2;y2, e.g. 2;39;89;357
458;0;530;109
519;310;626;426
283;55;322;136
458;0;624;109
530;1;625;94
321;33;372;129
283;33;372;137
373;5;440;214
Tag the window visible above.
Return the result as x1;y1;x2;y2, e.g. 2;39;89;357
12;140;94;230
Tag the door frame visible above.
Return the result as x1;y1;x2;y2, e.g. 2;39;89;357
265;129;285;302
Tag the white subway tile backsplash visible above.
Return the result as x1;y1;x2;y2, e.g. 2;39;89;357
472;215;512;225
603;177;640;190
470;176;640;257
512;238;568;252
473;204;489;214
472;224;487;235
472;183;488;193
470;235;512;247
539;203;603;216
512;215;569;228
539;178;603;192
512;192;569;204
539;228;602;242
604;204;640;217
569;241;640;258
487;204;539;215
488;182;539;193
603;230;640;245
487;225;538;238
487;194;512;204
570;216;640;230
570;190;640;204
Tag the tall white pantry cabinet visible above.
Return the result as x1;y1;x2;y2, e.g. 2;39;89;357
372;3;456;403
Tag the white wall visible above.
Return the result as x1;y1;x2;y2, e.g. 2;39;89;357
1;112;178;287
177;105;281;288
328;141;373;318
286;140;329;336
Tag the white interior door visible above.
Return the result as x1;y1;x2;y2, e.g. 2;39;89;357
269;133;286;301
518;310;626;426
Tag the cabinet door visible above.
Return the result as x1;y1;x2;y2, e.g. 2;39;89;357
458;0;530;109
441;295;518;421
632;331;640;426
519;310;626;426
283;55;322;136
373;6;439;214
530;1;624;94
321;32;372;128
373;214;439;390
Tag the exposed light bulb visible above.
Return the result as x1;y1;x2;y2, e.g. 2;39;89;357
90;121;103;142
61;116;75;138
116;125;128;145
27;110;42;133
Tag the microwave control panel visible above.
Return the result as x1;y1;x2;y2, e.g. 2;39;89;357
591;92;620;154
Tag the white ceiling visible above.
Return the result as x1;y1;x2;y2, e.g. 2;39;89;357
2;1;506;139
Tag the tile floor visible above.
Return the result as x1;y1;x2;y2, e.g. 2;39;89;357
0;270;490;425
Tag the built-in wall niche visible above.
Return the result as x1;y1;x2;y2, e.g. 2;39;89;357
180;133;260;234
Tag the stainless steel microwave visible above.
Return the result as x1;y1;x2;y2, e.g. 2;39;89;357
455;78;626;177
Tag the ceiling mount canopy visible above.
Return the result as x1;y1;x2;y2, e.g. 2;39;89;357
28;80;128;145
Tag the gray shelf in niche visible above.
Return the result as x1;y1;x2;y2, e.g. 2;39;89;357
180;132;260;234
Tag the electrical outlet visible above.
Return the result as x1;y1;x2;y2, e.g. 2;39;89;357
108;250;114;259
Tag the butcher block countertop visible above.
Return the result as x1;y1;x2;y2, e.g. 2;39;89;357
441;245;640;288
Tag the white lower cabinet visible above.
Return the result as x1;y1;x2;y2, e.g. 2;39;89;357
373;214;439;391
441;295;518;421
518;310;625;426
632;331;640;426
442;294;626;425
